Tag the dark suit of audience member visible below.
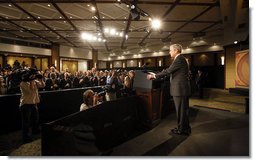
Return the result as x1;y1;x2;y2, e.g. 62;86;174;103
147;44;191;135
72;76;80;88
60;73;72;89
90;76;99;87
45;73;59;91
196;70;205;99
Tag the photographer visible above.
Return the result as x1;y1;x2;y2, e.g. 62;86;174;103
19;68;45;143
80;89;104;111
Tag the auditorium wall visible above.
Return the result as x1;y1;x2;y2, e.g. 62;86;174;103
7;56;32;67
127;60;137;67
0;43;51;56
78;60;88;72
59;45;92;59
34;58;49;71
113;61;122;68
62;60;78;73
98;61;107;69
194;53;215;66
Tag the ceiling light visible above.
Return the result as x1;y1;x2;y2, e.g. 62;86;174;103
148;18;152;21
98;33;101;36
102;16;105;19
126;5;129;8
110;28;116;35
48;4;51;7
92;36;97;41
38;16;40;19
81;32;92;40
70;16;72;19
130;5;135;9
91;6;96;11
59;16;62;19
151;19;161;30
98;38;102;42
125;34;128;39
234;40;238;44
8;4;12;7
103;39;106;42
119;32;123;37
104;28;109;33
87;4;90;7
117;0;121;2
27;16;30;18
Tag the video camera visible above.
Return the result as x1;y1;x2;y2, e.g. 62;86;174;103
21;68;43;82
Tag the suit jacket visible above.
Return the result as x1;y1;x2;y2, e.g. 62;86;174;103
155;54;191;96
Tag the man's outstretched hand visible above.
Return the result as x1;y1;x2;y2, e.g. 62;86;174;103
147;74;155;80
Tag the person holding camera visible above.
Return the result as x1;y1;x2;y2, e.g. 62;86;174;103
19;69;45;143
80;89;103;111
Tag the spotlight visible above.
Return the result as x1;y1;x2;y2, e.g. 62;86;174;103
110;28;116;35
234;40;238;44
91;6;96;11
104;28;109;33
151;19;161;30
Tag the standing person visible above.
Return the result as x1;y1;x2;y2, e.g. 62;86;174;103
147;44;191;135
195;70;205;99
19;69;45;143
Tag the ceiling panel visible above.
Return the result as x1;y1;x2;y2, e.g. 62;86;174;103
196;7;221;21
0;4;28;19
42;21;73;30
57;3;94;19
130;21;150;30
14;21;45;30
139;4;171;18
72;21;96;31
35;31;59;37
166;5;208;21
180;22;212;32
128;32;147;38
0;21;22;30
102;21;126;30
11;31;36;37
162;22;185;31
97;3;129;19
18;3;62;19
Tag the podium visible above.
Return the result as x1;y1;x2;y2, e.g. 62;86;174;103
133;70;162;128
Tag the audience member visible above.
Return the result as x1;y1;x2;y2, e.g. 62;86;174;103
45;72;60;91
80;89;102;111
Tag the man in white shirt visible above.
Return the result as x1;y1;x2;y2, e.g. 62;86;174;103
20;69;45;143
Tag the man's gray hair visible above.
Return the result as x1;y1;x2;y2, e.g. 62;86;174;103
170;44;182;53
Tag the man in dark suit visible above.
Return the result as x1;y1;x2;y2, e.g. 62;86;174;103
147;44;191;135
